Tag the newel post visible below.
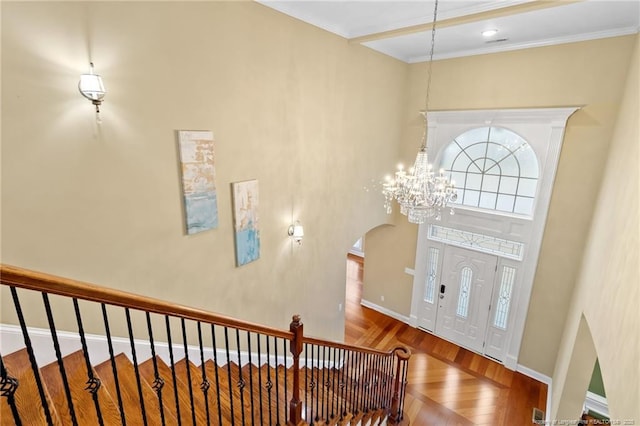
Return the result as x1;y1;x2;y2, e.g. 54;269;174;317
288;315;304;426
388;346;411;425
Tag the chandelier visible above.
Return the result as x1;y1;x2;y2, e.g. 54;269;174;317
382;0;457;224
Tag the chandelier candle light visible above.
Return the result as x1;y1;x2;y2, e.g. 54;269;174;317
382;0;457;224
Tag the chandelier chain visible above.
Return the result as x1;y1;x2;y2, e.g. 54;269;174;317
381;0;457;224
421;0;439;149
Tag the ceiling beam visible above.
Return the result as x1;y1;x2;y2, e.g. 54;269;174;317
349;0;585;44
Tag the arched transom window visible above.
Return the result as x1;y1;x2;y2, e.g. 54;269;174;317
439;126;539;216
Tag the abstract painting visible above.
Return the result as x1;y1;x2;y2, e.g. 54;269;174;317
177;130;218;234
231;179;260;266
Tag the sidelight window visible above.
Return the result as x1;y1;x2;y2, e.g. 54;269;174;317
493;266;516;330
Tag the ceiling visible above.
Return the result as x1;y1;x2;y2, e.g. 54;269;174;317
256;0;640;63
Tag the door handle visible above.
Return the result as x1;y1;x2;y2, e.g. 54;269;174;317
440;284;446;294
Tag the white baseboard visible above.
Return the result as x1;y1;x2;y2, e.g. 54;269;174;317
517;363;553;424
0;324;299;370
584;391;608;418
360;300;412;325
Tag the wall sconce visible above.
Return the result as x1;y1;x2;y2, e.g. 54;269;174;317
288;221;304;245
78;62;106;122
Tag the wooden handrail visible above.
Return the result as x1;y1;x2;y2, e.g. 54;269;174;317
2;263;412;425
0;264;293;340
302;336;409;358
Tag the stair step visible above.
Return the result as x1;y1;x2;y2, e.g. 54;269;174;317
174;357;221;424
139;355;205;425
93;352;167;425
38;349;122;425
3;347;393;426
1;348;63;426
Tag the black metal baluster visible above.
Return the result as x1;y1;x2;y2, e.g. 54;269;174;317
370;353;376;412
224;326;236;425
381;354;388;410
364;353;371;413
388;355;395;411
9;287;53;425
353;352;362;415
145;312;167;426
283;338;288;425
180;318;197;426
322;346;331;421
359;352;366;415
374;354;382;410
274;337;280;426
308;345;314;423
72;299;104;426
338;349;346;420
265;334;273;426
165;315;181;425
360;352;367;416
1;355;22;425
257;334;264;426
235;329;246;426
346;350;353;417
42;293;79;425
314;345;320;423
348;350;356;417
382;355;390;411
197;322;211;425
247;332;255;426
320;345;326;422
325;346;332;421
72;300;102;411
102;303;126;425
125;308;148;426
331;347;337;421
304;343;308;424
210;324;223;425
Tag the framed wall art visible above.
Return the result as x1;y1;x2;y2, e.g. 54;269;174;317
231;179;260;266
177;130;218;234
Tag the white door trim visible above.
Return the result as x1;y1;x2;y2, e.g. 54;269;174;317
410;107;578;370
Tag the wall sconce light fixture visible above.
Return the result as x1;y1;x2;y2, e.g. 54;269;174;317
288;221;304;245
79;62;106;121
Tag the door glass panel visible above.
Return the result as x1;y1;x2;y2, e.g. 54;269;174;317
456;267;473;318
494;266;516;330
424;247;439;303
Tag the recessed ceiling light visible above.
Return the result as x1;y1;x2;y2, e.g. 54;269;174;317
482;29;499;37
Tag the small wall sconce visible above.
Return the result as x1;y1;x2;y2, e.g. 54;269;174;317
78;62;106;121
288;221;304;245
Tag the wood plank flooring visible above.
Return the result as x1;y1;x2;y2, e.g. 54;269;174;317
344;254;547;425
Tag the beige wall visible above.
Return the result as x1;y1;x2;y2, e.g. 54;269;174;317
364;35;636;376
552;35;639;421
0;1;406;340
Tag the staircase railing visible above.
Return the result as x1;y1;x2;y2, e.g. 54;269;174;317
0;264;410;425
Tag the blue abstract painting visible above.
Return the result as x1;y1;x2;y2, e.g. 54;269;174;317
232;180;260;266
178;130;218;234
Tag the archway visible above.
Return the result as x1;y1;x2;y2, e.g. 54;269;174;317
554;314;599;421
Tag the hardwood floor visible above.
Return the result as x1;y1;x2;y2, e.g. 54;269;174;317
344;254;547;425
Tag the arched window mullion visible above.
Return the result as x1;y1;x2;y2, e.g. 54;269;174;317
454;139;483;173
440;126;539;216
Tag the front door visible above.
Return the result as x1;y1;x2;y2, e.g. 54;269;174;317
434;247;497;353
